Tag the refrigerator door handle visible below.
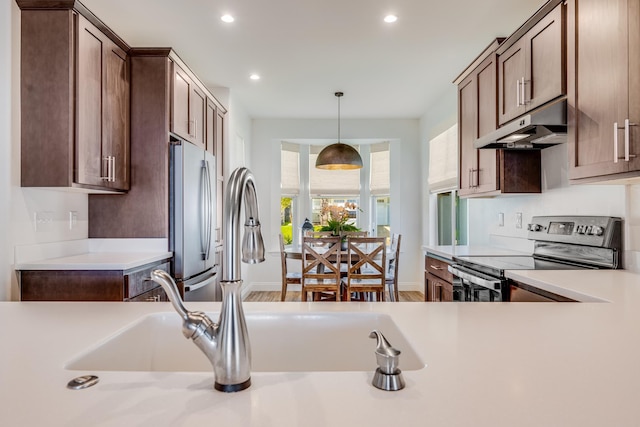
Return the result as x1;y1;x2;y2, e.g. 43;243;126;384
200;160;209;260
204;160;213;261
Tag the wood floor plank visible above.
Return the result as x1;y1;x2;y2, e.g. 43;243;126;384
244;291;424;302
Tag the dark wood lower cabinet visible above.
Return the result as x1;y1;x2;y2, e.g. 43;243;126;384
18;261;170;302
424;254;454;302
425;272;454;302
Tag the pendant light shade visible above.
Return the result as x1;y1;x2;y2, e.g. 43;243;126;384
315;92;363;170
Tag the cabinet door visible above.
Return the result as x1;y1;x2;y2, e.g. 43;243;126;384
172;65;192;141
458;57;499;196
458;74;478;196
526;3;565;111
206;99;216;155
567;0;633;179
103;41;130;190
498;37;527;125
76;15;104;187
475;56;499;194
216;108;225;180
191;85;206;149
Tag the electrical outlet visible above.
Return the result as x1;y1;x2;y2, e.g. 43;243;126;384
498;212;504;227
515;212;523;229
69;211;78;230
34;211;54;232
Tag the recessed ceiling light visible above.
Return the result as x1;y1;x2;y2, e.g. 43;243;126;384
384;15;398;23
221;14;235;23
249;74;260;81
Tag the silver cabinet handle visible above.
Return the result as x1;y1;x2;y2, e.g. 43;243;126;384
614;122;619;163
516;79;520;107
100;156;115;182
521;77;526;106
625;119;638;162
470;168;479;188
615;120;638;163
100;156;110;181
429;264;442;270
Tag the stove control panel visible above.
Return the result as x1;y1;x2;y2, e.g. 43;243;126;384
527;216;622;248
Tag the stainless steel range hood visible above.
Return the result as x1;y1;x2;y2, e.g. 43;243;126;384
474;98;567;149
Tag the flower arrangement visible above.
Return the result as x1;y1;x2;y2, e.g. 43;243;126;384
319;202;360;237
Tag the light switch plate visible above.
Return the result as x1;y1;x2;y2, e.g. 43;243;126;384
69;211;78;230
515;212;523;229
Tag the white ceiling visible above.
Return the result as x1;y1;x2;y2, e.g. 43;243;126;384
81;0;544;119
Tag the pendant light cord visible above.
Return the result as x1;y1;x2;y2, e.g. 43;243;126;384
335;91;343;144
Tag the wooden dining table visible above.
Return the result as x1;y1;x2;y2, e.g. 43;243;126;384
284;246;391;261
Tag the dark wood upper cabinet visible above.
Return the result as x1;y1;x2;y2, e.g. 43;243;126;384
76;15;130;191
456;39;541;198
89;49;227;239
171;63;206;149
458;51;500;197
567;0;640;182
498;2;566;126
19;4;130;193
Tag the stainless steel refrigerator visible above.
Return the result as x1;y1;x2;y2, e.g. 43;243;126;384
170;136;220;301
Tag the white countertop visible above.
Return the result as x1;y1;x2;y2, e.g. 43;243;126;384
2;270;640;426
423;244;529;260
14;251;173;270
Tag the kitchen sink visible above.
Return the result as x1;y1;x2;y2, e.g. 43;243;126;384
66;312;425;372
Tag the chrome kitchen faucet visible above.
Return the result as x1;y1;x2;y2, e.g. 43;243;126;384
152;167;265;392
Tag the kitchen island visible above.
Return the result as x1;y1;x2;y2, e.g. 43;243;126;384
2;269;640;426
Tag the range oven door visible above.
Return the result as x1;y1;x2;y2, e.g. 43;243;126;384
447;264;506;302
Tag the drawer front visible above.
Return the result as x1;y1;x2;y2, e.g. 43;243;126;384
125;261;170;299
128;286;168;302
425;256;453;283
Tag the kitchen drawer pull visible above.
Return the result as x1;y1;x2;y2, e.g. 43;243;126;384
429;264;442;270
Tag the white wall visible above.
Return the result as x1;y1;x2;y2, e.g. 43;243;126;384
1;0;13;300
248;118;423;291
419;86;457;246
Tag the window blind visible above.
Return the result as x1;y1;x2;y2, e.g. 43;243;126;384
281;142;300;194
370;142;390;195
428;124;458;193
309;145;360;195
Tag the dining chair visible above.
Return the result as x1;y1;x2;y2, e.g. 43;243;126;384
385;234;402;302
301;236;342;302
345;237;386;301
279;234;301;301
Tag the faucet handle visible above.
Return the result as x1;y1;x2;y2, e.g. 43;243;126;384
369;330;405;391
150;269;190;320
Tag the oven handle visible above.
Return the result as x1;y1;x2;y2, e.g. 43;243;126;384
447;264;502;291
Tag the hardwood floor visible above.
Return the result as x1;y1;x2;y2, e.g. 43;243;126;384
244;290;424;302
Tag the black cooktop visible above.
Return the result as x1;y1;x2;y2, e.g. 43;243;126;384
453;255;592;276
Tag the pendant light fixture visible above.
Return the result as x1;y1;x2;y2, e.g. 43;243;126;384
315;92;363;170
